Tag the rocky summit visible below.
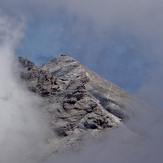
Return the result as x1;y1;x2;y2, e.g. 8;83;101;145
18;55;132;151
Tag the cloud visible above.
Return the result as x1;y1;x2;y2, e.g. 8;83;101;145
0;11;51;163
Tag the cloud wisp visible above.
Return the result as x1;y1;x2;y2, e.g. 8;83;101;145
0;11;51;163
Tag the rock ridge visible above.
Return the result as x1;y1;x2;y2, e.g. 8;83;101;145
18;55;121;138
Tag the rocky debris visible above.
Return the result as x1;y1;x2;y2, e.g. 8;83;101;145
18;56;120;139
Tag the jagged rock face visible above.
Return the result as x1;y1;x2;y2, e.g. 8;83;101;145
18;55;128;138
41;55;130;119
19;57;62;97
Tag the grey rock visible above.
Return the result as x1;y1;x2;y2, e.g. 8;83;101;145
18;55;132;152
16;54;163;163
41;55;130;119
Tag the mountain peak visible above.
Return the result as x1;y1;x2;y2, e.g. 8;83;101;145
18;55;131;152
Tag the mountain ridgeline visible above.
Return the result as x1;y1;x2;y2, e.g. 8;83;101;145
5;54;161;163
18;55;141;152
